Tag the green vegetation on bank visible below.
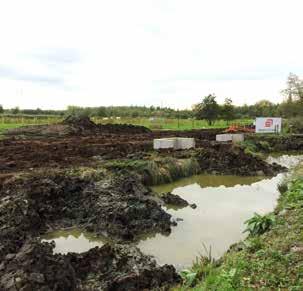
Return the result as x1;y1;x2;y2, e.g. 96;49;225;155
104;156;201;185
175;165;303;290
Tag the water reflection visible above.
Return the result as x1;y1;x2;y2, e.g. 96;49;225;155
138;173;284;269
152;174;264;194
42;229;108;254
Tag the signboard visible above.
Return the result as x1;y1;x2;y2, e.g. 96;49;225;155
255;117;282;133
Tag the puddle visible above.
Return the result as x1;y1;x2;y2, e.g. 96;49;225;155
42;229;108;254
42;154;303;270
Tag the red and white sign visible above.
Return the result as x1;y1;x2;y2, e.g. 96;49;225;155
255;117;282;133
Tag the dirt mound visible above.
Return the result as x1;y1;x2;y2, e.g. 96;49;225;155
98;123;151;134
0;171;174;249
6;116;151;138
62;115;97;128
195;143;286;176
0;240;180;290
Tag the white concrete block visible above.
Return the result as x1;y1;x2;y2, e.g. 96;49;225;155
216;134;244;143
153;138;176;150
216;134;232;142
153;137;195;150
175;138;195;150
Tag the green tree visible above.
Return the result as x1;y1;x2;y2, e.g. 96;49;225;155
220;98;235;122
254;100;276;116
282;73;303;102
11;107;20;114
195;94;220;125
0;105;3;114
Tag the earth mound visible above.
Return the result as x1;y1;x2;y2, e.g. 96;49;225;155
62;115;98;130
0;240;180;290
6;115;151;137
0;170;174;258
196;143;286;176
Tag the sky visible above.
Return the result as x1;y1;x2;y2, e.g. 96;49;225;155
0;0;302;110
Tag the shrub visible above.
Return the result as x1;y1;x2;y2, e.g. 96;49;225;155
244;213;276;236
288;117;303;133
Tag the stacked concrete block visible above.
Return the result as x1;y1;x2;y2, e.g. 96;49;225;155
153;138;177;150
153;138;195;150
216;134;244;143
175;138;195;150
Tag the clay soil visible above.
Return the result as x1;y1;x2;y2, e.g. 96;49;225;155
0;117;222;176
0;117;289;290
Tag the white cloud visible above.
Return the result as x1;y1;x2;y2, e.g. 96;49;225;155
0;0;302;109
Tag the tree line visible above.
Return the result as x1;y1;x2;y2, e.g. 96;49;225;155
1;73;302;122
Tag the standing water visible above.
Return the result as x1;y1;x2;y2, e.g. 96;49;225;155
139;174;283;269
42;154;302;270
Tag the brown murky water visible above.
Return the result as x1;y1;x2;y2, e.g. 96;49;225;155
42;155;302;269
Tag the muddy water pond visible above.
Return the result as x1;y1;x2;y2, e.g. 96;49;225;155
43;154;302;270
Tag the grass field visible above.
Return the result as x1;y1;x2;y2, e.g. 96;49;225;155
0;115;253;133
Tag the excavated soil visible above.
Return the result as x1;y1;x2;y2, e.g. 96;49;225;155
0;116;222;174
0;170;180;290
194;143;285;176
0;117;294;290
0;240;180;291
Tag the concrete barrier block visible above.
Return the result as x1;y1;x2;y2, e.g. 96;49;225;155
176;138;195;149
153;137;195;150
153;138;176;149
216;134;244;143
216;134;232;142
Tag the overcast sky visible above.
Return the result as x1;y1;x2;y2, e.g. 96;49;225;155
0;0;302;109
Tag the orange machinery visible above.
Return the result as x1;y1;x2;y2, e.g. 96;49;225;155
224;124;255;133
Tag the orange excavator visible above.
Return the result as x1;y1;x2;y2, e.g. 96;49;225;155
224;123;255;133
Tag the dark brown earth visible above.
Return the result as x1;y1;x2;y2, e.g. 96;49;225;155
0;117;294;290
0;116;222;175
0;170;181;290
162;192;190;208
194;143;285;176
0;240;180;291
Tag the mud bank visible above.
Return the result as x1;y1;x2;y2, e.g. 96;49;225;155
0;171;173;253
195;144;285;176
0;240;180;290
246;134;303;152
0;170;181;289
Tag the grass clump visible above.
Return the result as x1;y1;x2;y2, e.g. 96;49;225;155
243;213;275;236
104;157;201;185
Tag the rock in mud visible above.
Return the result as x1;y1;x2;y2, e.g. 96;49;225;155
162;192;189;208
0;240;181;291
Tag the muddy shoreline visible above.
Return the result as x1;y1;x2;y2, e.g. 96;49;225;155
0;118;299;290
